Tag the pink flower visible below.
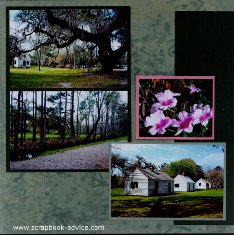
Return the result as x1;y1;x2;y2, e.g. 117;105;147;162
190;103;203;113
192;104;213;126
188;84;201;94
150;90;181;113
144;110;172;135
172;111;194;136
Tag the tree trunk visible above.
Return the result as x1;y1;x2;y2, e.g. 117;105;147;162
40;91;44;144
43;91;47;142
84;91;106;142
20;92;24;146
13;91;22;159
84;116;101;142
100;57;115;74
62;91;68;143
10;91;14;139
76;91;80;138
23;99;27;141
59;91;62;136
103;103;109;139
70;91;75;140
32;91;37;141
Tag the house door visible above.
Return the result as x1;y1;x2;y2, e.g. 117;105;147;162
168;182;171;193
23;61;26;66
155;181;159;193
188;183;190;191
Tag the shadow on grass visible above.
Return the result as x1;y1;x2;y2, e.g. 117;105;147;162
10;70;128;89
111;195;223;218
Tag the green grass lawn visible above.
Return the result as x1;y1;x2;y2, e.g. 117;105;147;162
39;136;127;156
10;66;127;88
17;133;88;139
111;188;224;218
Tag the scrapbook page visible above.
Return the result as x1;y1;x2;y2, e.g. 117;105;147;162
0;0;233;234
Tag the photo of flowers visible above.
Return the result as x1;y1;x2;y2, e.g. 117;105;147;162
136;76;215;140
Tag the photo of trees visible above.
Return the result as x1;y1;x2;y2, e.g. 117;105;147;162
9;91;128;170
9;8;129;88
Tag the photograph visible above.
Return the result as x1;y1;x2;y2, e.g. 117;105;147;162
8;7;130;89
136;76;215;140
111;143;225;219
8;90;128;171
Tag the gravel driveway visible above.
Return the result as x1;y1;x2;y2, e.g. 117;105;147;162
10;142;116;170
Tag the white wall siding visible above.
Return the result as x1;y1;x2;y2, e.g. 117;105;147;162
195;179;211;190
14;57;20;67
174;178;187;192
174;175;195;192
125;169;149;196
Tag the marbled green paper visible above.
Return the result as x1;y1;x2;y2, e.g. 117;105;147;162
0;0;234;233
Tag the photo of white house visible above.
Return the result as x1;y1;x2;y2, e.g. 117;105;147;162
124;168;174;196
111;143;224;218
174;174;195;192
13;54;31;68
195;178;211;190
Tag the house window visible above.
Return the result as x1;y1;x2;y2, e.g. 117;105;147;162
131;182;138;189
26;61;29;65
175;184;179;188
199;183;201;186
14;60;16;65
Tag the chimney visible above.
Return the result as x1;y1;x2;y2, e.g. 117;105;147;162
150;166;155;172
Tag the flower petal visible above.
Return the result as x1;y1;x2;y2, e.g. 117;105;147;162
184;124;193;133
192;109;203;125
144;116;155;127
172;119;180;128
149;126;158;135
175;128;183;136
178;111;188;121
201;119;209;126
150;103;161;113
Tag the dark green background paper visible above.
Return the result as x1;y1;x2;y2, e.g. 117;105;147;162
175;11;234;226
0;0;234;233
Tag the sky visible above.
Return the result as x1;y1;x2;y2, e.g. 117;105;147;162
111;143;225;170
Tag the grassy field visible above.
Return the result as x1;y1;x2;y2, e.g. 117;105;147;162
39;136;127;156
111;188;224;218
10;66;127;88
17;133;88;139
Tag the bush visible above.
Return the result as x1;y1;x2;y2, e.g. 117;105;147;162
65;64;73;69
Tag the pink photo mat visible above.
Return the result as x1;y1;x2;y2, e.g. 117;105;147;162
136;76;215;140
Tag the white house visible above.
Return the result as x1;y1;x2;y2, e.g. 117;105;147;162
174;174;195;192
195;178;211;190
124;168;174;196
13;54;31;68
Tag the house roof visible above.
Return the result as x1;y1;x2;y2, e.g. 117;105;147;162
138;168;174;181
174;174;195;183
